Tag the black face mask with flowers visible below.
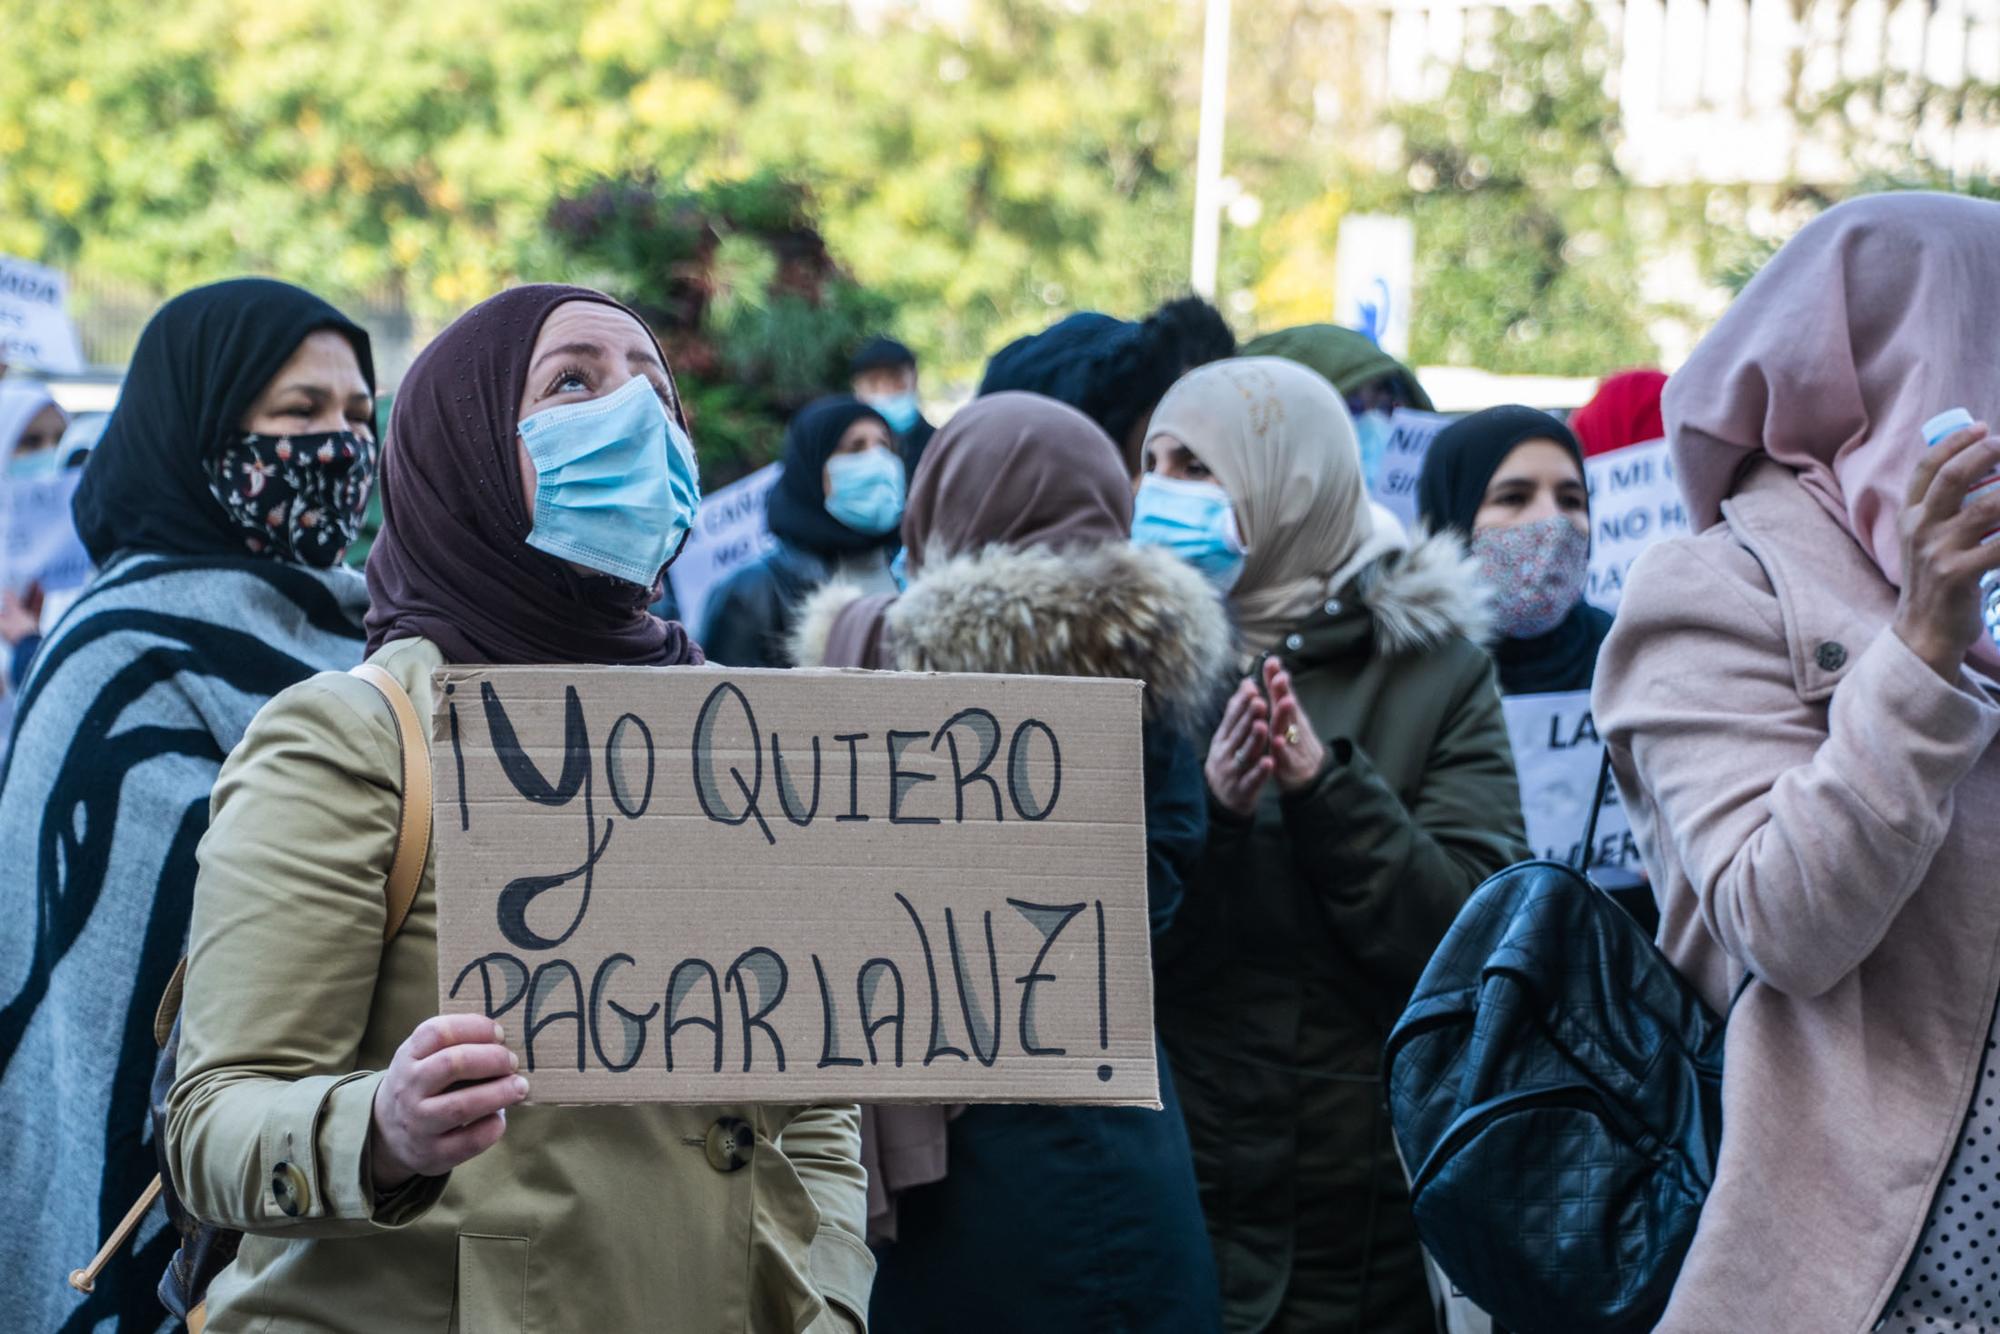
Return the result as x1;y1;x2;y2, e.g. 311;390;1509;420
205;430;377;568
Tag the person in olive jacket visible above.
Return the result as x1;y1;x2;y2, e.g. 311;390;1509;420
166;286;871;1332
1141;358;1528;1334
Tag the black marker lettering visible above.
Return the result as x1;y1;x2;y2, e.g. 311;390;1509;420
772;733;822;827
931;708;1003;823
691;681;773;844
946;908;1001;1067
813;955;864;1069
857;958;905;1067
895;892;966;1065
448;952;529;1021
1007;719;1062;821
604;712;656;819
835;732;870;821
1006;899;1085;1056
886;730;940;825
588;953;657;1073
445;684;468;832
524;959;585;1074
725;947;789;1073
665;958;723;1073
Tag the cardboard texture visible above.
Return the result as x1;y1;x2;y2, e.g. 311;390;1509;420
432;664;1159;1108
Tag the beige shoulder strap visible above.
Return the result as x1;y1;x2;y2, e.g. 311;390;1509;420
150;663;434;1048
349;662;433;942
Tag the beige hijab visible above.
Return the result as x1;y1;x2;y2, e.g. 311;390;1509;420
1148;356;1405;654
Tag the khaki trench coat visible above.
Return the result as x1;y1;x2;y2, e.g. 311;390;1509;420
167;636;873;1333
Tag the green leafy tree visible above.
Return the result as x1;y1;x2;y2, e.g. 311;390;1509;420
1349;5;1660;373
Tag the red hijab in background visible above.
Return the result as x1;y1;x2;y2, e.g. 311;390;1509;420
1571;369;1667;458
365;284;702;666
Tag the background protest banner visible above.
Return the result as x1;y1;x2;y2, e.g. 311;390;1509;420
1370;408;1454;528
0;257;85;374
0;470;91;596
1500;688;1641;876
666;462;780;630
1583;438;1688;613
432;664;1159;1108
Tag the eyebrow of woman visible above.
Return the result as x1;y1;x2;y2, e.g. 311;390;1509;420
528;340;665;373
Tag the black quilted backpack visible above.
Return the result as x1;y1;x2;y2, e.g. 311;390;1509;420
1383;759;1730;1334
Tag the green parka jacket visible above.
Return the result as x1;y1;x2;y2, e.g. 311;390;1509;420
1156;534;1528;1334
167;636;873;1333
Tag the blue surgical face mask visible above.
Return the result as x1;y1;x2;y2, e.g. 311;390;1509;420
6;448;62;483
516;374;700;587
867;391;922;436
1132;473;1246;591
825;446;906;535
1353;410;1392;486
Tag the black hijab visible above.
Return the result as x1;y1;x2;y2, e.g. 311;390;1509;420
1418;404;1609;695
764;395;897;557
73;278;374;564
363;284;702;666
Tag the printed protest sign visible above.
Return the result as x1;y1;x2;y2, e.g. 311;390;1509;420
433;664;1158;1107
667;463;781;631
1584;439;1688;614
0;258;85;374
1370;409;1453;528
0;470;91;596
1500;689;1640;876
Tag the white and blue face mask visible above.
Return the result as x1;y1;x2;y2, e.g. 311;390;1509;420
866;391;923;436
516;373;700;587
1352;409;1393;487
825;446;906;536
1132;473;1246;591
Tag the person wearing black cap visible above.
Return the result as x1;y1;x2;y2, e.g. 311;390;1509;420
851;334;935;475
978;296;1237;477
700;394;904;667
1416;404;1612;695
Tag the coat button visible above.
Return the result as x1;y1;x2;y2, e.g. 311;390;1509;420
1815;641;1848;672
1285;633;1305;652
270;1161;309;1217
704;1117;754;1173
1323;599;1343;616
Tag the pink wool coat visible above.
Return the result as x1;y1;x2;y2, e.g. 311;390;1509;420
1593;458;2000;1332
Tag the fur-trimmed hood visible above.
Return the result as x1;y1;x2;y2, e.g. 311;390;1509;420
793;541;1234;723
1352;528;1495;656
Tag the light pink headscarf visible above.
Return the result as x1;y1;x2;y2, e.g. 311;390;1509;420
1668;192;2000;589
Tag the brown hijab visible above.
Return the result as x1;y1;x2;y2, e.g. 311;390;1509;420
364;284;702;666
821;391;1131;669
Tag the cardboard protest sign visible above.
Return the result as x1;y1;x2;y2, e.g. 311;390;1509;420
1370;409;1453;528
433;664;1159;1107
0;258;85;374
666;463;781;631
0;470;91;596
1500;689;1640;876
1584;439;1688;614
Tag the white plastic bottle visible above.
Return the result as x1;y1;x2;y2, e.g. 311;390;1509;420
1923;407;2000;649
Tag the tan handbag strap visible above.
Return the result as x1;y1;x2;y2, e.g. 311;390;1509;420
349;662;432;942
149;665;432;1048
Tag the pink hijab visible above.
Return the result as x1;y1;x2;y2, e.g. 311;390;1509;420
1668;193;2000;595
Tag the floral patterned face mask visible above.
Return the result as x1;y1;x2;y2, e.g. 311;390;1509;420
1471;513;1591;639
206;430;377;568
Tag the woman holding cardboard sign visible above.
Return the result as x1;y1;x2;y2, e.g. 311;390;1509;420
795;391;1232;1333
1143;357;1528;1333
165;285;872;1332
